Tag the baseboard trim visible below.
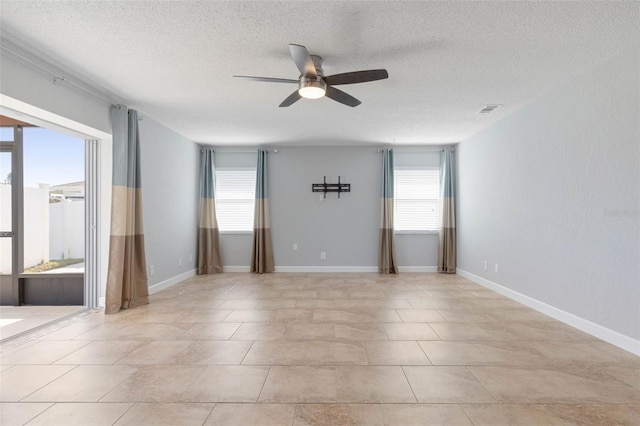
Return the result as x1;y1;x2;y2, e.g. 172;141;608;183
148;269;197;295
97;269;198;307
222;266;437;273
398;266;438;273
223;266;251;273
275;266;379;273
457;269;640;356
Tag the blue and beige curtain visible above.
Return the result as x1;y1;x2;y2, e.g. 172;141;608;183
379;149;398;274
437;147;456;273
105;106;149;314
198;148;223;274
250;149;274;273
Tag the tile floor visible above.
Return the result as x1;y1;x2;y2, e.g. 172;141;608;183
0;273;638;425
0;306;85;341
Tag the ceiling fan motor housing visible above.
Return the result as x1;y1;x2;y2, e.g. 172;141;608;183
299;77;327;94
298;55;326;98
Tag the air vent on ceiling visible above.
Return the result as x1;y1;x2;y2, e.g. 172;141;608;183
479;104;502;114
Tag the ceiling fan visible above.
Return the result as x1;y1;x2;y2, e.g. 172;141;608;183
234;44;389;108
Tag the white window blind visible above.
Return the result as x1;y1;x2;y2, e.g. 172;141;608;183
215;168;256;232
394;168;440;231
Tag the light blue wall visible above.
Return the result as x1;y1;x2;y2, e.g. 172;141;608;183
139;118;200;284
457;43;640;340
270;146;379;268
212;146;441;269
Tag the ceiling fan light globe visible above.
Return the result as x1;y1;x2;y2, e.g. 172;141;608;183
298;78;327;99
299;86;325;99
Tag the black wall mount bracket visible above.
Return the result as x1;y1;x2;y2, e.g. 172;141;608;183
312;176;351;199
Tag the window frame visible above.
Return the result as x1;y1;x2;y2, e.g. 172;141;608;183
393;166;440;234
214;166;256;234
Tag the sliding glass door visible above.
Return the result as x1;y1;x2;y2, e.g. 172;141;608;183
0;127;18;305
0;118;86;306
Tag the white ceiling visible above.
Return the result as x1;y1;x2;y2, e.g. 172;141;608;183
1;1;638;146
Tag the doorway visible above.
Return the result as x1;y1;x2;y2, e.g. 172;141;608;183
0;116;86;306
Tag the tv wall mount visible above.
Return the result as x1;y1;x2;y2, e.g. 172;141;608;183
312;176;351;198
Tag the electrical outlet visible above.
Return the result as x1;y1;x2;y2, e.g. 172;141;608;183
483;261;488;271
293;243;298;251
320;251;326;260
494;264;499;273
189;254;193;262
149;265;155;276
179;257;182;266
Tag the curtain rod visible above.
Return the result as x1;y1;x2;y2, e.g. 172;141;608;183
200;148;279;153
1;42;120;107
377;147;455;153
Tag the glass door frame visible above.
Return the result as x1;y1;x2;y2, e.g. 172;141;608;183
0;103;104;311
0;124;24;305
1;122;98;307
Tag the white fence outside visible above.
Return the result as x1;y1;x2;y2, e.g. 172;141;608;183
0;184;13;274
23;184;50;270
0;183;84;273
49;200;84;260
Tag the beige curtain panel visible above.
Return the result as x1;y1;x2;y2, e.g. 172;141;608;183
105;106;149;314
251;149;274;273
438;147;457;273
198;148;223;274
379;149;398;274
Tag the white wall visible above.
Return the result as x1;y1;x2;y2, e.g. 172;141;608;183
1;184;85;272
0;39;111;136
0;184;84;273
22;185;49;268
49;200;84;260
214;146;440;270
1;184;50;271
139;117;200;286
457;43;640;343
0;184;14;273
1;184;86;271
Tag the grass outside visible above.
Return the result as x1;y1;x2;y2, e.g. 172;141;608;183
24;258;84;273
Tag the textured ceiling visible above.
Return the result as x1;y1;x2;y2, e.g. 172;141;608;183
1;1;638;146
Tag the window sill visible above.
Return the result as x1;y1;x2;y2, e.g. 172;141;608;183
395;230;439;235
220;230;253;235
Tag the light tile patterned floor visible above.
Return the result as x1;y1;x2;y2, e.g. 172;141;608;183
0;273;638;425
0;306;85;341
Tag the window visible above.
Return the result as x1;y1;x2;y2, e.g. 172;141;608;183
394;168;440;231
215;168;255;232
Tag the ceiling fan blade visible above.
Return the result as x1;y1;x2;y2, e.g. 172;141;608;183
325;86;361;107
279;90;302;107
325;69;389;85
234;75;298;84
289;44;317;78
